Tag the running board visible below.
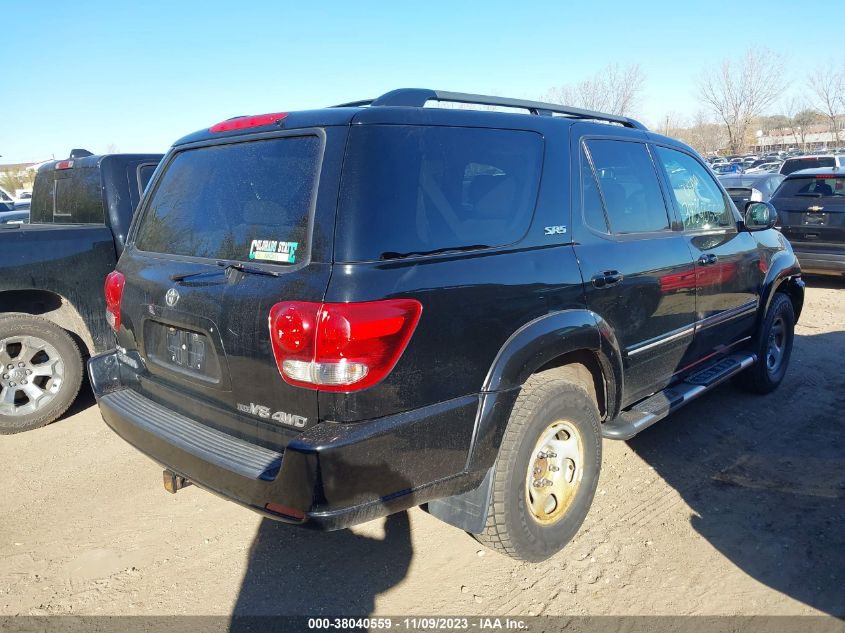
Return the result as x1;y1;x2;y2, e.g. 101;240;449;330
602;353;756;441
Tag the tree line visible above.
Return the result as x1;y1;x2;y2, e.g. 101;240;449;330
543;52;845;156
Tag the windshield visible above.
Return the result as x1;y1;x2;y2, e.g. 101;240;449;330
135;135;321;265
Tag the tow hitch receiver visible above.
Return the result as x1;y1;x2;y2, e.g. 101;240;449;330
163;469;192;494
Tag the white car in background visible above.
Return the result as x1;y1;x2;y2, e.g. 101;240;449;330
0;186;31;212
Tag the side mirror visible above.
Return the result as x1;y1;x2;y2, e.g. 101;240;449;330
744;201;778;231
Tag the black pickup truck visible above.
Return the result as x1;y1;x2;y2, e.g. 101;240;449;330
0;152;162;433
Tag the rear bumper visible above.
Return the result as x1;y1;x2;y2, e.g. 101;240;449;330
793;248;845;275
88;351;489;530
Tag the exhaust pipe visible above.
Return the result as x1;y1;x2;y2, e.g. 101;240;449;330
163;469;192;494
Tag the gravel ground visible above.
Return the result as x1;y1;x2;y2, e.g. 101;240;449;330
1;279;843;617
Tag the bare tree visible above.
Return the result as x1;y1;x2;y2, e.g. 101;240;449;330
783;97;824;151
668;111;729;157
544;64;645;117
807;63;845;147
697;49;785;154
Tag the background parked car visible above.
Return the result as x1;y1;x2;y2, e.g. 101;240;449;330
0;186;30;212
779;154;845;175
718;173;785;208
713;162;745;174
746;161;783;174
0;209;29;224
770;167;845;276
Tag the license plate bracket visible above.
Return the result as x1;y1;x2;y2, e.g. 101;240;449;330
166;326;208;373
803;212;828;226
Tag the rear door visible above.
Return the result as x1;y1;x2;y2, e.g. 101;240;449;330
118;128;344;449
570;128;698;405
775;174;845;254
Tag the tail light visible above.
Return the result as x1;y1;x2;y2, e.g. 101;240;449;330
268;299;422;392
104;271;125;331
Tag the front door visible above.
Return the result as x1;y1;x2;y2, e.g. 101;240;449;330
650;144;764;361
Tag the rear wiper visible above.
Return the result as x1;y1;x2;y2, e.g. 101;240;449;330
215;260;281;277
380;245;491;260
170;268;217;282
170;260;282;282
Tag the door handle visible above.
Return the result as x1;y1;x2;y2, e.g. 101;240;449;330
592;270;624;289
698;253;718;266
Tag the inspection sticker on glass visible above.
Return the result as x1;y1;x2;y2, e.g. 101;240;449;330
249;239;299;264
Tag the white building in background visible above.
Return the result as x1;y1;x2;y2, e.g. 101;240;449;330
753;125;843;153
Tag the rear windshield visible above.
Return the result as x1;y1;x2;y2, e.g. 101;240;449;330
775;175;845;198
781;157;836;175
336;125;543;261
30;167;104;224
135;135;320;264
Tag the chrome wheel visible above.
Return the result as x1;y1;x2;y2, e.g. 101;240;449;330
765;316;786;374
525;420;583;524
0;335;65;417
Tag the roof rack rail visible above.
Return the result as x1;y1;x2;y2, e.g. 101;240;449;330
332;88;646;130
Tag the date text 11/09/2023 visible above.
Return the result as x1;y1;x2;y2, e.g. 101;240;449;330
306;617;529;630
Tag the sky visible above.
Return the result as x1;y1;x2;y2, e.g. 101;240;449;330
0;0;816;164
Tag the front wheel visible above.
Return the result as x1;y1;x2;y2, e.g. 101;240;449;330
734;292;795;394
475;371;602;561
0;314;83;434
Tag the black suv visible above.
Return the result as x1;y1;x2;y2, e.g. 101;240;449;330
771;167;845;276
89;89;804;561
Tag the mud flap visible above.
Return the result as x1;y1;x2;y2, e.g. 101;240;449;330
426;467;494;534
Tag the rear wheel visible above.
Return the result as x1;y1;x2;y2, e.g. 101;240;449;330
475;371;602;561
0;314;83;434
735;292;795;394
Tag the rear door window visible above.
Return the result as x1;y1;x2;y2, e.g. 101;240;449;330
584;139;670;234
134;135;321;264
581;147;609;233
335;125;543;261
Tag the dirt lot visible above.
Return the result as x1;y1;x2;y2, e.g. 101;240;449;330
1;280;844;617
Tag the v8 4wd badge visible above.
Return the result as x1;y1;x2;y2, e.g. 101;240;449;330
237;402;307;428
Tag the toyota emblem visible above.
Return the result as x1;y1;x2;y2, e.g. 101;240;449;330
165;288;180;307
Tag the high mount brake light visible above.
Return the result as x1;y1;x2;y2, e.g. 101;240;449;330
104;271;125;331
55;160;73;170
209;112;289;133
268;299;422;392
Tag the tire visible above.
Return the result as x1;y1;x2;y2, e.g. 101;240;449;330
0;314;83;434
734;292;795;395
475;371;602;561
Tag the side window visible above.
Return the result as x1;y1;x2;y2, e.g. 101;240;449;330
654;146;733;231
584;139;670;234
581;147;609;233
138;164;157;195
